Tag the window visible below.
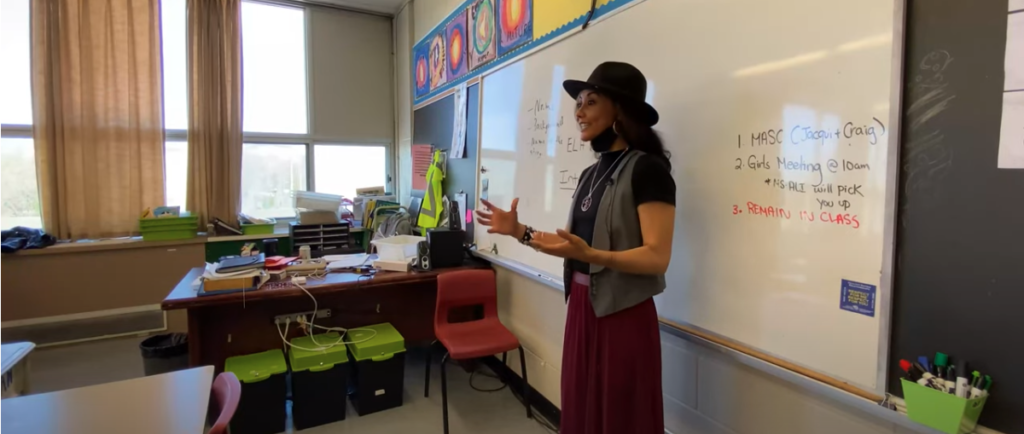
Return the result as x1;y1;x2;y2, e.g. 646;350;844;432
165;141;188;209
242;2;308;134
161;0;189;209
236;2;389;218
314;145;387;198
1;0;41;230
241;144;307;219
0;138;41;229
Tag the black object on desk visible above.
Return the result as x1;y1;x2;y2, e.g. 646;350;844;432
262;238;278;256
427;228;464;269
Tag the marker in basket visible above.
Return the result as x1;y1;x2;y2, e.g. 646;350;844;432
918;356;932;375
969;371;985;399
900;360;941;390
942;365;956;394
934;352;949;379
981;375;993;398
913;361;943;389
955;364;970;398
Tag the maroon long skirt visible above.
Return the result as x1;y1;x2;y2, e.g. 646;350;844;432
561;272;664;434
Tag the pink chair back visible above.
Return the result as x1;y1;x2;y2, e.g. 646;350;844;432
208;371;241;434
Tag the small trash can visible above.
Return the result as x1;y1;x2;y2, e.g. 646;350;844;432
225;349;287;434
345;323;406;415
289;333;350;429
139;333;188;376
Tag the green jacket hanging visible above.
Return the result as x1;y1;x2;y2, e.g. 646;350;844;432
417;150;444;229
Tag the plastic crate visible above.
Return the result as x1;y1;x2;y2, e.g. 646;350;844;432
370;235;425;261
241;223;275;235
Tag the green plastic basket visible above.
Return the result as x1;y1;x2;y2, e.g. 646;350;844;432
901;379;987;434
241;223;275;235
141;229;197;241
140;212;198;230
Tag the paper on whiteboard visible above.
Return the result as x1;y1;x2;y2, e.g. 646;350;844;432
454;193;468;230
451;83;468;159
998;9;1024;168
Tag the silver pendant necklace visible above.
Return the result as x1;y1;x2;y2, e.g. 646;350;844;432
581;149;629;212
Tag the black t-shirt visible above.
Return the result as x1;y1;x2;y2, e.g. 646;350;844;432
569;150;676;273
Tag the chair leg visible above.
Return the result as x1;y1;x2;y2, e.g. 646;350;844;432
441;352;450;434
424;340;435;398
519;345;532;419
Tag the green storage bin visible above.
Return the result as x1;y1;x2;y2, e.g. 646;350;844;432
345;323;405;362
345;323;406;415
289;333;349;371
139;212;199;230
141;229;197;241
225;350;288;434
289;333;350;429
241;223;275;235
901;379;987;434
226;349;287;383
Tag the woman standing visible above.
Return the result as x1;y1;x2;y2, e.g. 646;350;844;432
476;61;676;434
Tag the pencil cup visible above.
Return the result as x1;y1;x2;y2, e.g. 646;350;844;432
900;379;987;434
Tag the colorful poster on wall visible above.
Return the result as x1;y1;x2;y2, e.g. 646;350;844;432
446;10;469;81
468;0;497;71
414;42;430;98
497;0;532;56
429;31;448;90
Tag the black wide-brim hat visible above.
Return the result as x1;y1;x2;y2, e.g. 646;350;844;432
563;61;659;127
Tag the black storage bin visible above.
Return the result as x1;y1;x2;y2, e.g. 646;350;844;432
225;350;287;434
289;333;349;429
345;323;406;415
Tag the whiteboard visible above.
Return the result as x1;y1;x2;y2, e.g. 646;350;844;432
474;0;901;392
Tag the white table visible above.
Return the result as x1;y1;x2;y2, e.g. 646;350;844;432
1;366;213;434
2;342;36;398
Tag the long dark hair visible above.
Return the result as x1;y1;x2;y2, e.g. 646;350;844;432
614;101;671;169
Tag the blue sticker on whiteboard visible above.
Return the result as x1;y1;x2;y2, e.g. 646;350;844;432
840;279;876;317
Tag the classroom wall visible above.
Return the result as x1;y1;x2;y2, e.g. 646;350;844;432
395;2;414;204
0;243;204;321
412;0;463;42
403;1;1008;433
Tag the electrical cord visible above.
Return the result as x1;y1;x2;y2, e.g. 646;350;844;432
463;361;558;433
469;368;507;392
273;278;378;352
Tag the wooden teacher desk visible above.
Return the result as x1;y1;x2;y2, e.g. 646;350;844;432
162;264;487;370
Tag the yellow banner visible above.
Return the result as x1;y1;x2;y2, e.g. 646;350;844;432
534;0;612;39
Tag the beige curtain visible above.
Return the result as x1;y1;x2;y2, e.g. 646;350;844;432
31;0;165;240
186;0;243;228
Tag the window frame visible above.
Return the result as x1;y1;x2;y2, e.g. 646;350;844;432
171;1;394;220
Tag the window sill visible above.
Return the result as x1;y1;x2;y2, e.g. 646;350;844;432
8;236;207;256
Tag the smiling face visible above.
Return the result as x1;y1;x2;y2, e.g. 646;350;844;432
575;89;617;142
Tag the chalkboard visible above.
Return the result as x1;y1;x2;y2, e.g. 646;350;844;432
890;0;1024;432
413;83;480;243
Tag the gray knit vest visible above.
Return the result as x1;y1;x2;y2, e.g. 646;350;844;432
563;149;667;317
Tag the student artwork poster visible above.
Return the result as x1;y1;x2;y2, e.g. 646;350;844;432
414;42;430;98
447;10;470;81
468;0;497;71
497;0;533;56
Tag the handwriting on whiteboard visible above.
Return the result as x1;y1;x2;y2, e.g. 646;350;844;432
732;201;862;229
726;116;886;230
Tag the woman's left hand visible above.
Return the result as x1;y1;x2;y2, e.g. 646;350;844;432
529;229;593;261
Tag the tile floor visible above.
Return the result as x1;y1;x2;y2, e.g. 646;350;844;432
25;336;554;434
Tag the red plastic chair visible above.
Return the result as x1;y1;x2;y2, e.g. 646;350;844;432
207;371;242;434
424;269;531;434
